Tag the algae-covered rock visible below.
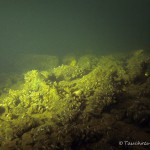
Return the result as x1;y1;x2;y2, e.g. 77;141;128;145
0;51;150;149
53;65;83;81
77;55;98;71
126;49;150;82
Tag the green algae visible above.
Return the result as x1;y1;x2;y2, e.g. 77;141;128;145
0;50;149;149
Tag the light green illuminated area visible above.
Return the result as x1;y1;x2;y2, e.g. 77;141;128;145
0;50;150;149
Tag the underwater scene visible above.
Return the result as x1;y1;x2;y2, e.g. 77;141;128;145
0;50;150;150
0;0;150;149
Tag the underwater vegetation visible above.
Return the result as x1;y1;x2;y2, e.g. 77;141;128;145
0;50;149;149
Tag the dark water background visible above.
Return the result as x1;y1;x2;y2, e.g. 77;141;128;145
0;0;150;73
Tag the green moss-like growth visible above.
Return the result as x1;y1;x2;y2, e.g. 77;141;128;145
126;49;150;82
77;55;98;71
53;65;84;81
0;51;149;149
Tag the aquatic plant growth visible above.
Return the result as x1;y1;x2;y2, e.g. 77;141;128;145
0;50;149;149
